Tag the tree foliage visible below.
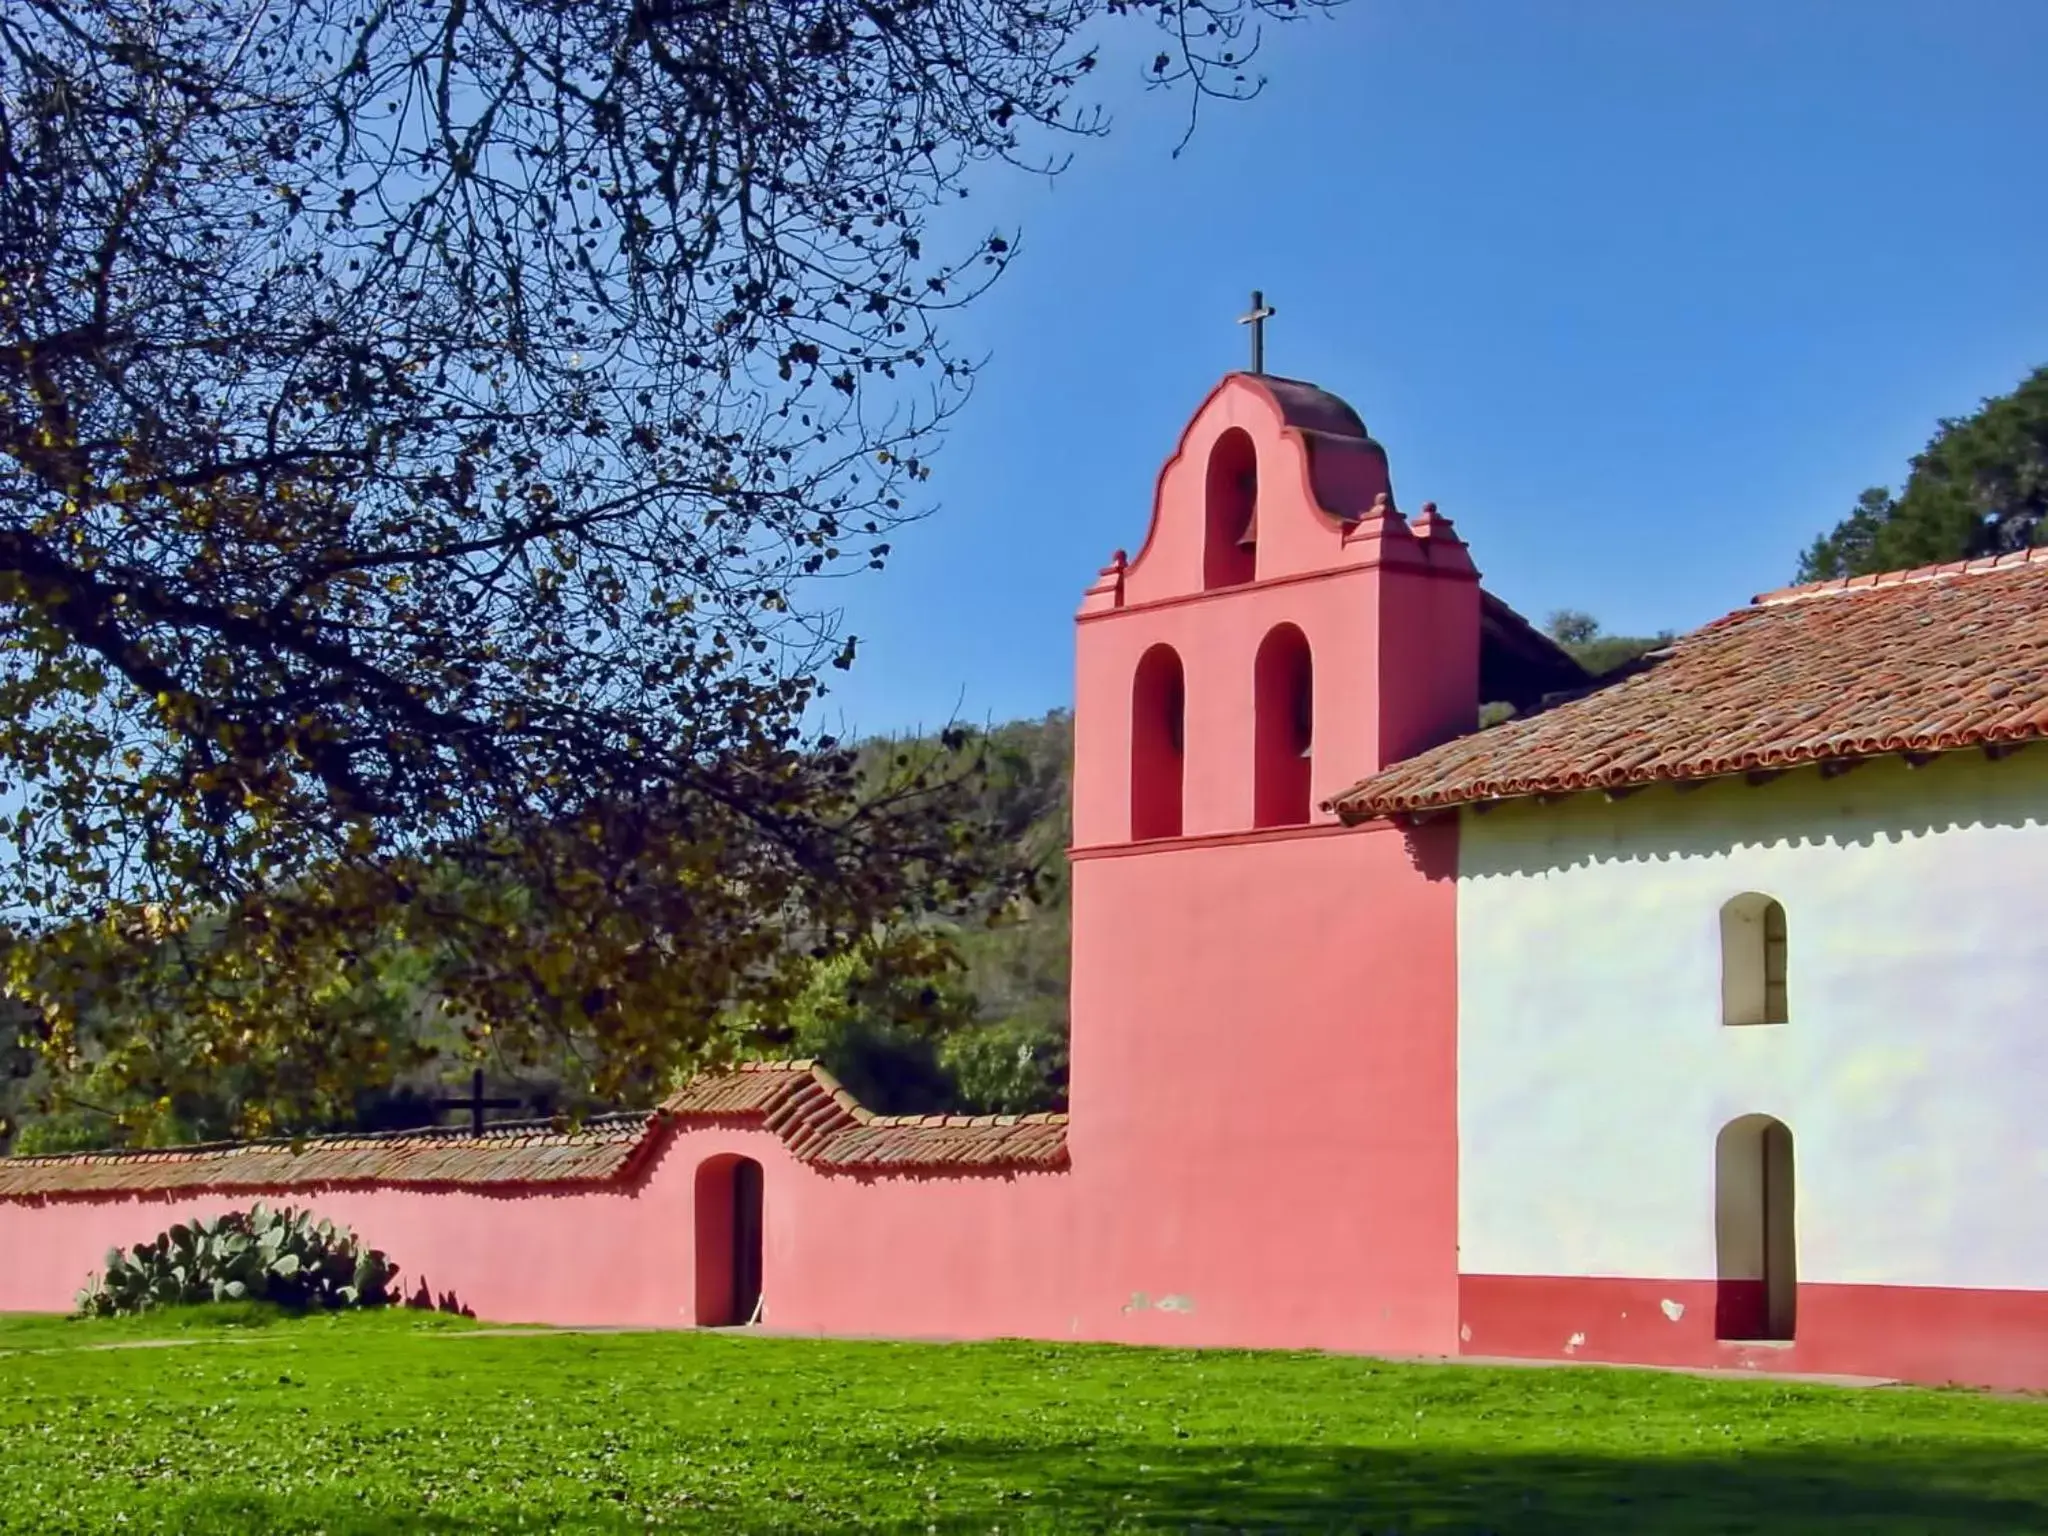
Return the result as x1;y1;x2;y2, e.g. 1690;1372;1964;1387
1540;612;1670;681
1;714;1076;1147
1798;366;2048;581
1543;610;1599;647
724;714;1072;1115
726;925;1067;1116
0;910;578;1152
728;929;976;1113
0;0;1327;1131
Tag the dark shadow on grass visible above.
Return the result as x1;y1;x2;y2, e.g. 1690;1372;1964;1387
859;1437;2048;1535
135;1496;742;1536
144;1498;478;1536
132;1439;2048;1535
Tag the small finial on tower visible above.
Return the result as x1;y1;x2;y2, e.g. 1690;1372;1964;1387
1236;291;1276;375
1080;548;1129;613
1410;501;1467;554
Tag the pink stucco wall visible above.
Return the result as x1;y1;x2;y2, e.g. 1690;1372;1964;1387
0;1164;691;1326
0;1129;1076;1334
677;1127;1077;1338
0;373;1477;1357
1067;824;1461;1353
1059;373;1474;1353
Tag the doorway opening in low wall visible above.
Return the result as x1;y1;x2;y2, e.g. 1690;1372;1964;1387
1714;1114;1796;1342
694;1155;765;1326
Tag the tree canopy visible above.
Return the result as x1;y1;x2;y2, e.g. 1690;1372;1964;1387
1540;611;1670;681
0;0;1330;1134
1798;366;2048;582
0;713;1077;1149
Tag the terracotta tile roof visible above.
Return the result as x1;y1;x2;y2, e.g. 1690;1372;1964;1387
1;1063;1069;1198
661;1060;1070;1173
1331;549;2048;819
0;1113;656;1199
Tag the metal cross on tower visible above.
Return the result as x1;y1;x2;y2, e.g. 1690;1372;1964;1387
1236;290;1276;374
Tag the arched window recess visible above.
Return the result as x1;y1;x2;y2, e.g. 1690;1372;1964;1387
1720;893;1789;1026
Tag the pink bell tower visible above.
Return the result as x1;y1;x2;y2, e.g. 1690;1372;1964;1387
1064;367;1480;1353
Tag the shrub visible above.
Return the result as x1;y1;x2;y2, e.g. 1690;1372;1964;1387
76;1204;398;1317
940;1014;1068;1114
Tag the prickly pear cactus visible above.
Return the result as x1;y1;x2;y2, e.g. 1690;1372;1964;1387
76;1203;399;1317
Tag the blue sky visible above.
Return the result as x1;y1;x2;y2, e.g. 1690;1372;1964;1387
811;0;2048;738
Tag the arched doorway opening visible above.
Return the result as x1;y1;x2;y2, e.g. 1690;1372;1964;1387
694;1154;764;1326
1714;1115;1796;1341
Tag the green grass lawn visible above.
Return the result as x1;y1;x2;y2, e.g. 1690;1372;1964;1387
2;1310;2046;1534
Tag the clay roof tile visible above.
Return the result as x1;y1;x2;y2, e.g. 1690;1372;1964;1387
4;1060;1068;1200
1331;554;2048;818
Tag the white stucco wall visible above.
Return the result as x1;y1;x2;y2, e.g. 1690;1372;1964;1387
1457;749;2048;1290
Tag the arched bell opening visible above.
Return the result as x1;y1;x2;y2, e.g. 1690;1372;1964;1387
1253;624;1313;828
1131;644;1187;841
1203;428;1258;590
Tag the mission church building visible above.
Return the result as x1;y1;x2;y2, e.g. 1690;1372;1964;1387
4;368;2047;1391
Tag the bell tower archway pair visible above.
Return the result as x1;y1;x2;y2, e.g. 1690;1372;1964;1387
1081;371;1484;853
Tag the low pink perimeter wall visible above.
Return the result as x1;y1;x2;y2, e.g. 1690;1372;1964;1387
667;1125;1079;1340
0;1174;689;1327
0;1126;1080;1335
1460;1274;2048;1391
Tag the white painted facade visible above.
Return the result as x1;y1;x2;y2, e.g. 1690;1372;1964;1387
1456;748;2048;1291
